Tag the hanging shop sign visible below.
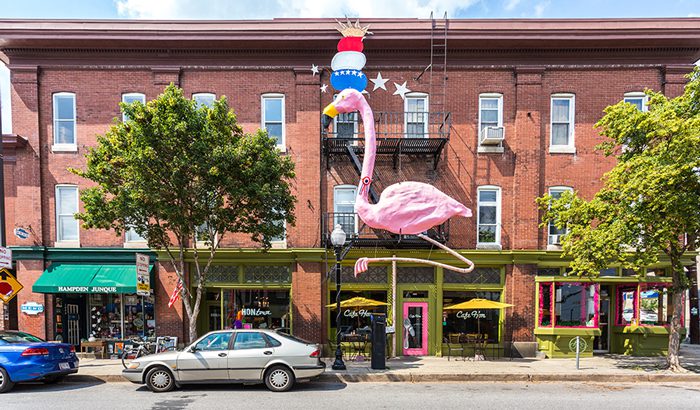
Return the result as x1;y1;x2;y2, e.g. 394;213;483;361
20;301;44;315
135;253;150;297
0;268;23;303
14;227;30;240
0;246;12;269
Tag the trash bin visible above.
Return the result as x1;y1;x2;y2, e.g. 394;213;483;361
370;313;386;370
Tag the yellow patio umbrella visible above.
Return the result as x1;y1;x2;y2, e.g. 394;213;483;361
326;296;389;309
443;298;513;335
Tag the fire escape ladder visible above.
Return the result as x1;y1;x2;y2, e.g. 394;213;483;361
429;11;449;133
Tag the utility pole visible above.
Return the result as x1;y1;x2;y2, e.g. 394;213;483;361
688;263;699;344
0;75;6;330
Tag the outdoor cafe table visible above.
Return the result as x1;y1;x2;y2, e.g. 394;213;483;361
341;333;369;360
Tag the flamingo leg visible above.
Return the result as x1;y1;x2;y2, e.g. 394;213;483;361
354;235;475;277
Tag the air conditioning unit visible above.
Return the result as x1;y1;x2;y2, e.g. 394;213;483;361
550;235;562;245
480;126;504;145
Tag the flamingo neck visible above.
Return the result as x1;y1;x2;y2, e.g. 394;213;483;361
356;95;376;205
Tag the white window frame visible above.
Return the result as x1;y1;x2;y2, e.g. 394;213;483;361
547;186;574;247
476;185;501;249
261;93;286;151
124;227;147;247
623;92;648;112
333;184;358;235
121;93;146;122
478;93;503;139
332;94;359;139
404;93;429;138
549;93;576;154
193;92;216;109
55;184;80;246
52;92;77;152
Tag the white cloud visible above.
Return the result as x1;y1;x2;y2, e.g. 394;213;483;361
0;63;10;134
504;0;520;11
534;1;550;17
114;0;479;19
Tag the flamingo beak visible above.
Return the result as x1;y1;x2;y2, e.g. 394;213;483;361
321;102;339;130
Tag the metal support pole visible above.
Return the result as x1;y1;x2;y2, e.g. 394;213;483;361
576;336;580;370
391;257;397;359
331;246;346;370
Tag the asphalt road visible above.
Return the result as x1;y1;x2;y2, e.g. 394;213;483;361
3;381;700;409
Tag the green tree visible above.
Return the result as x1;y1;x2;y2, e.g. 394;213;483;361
537;69;700;371
71;85;296;342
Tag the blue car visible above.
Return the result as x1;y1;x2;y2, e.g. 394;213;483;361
0;330;79;393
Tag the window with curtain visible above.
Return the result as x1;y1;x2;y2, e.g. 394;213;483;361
550;94;575;149
478;93;503;138
56;185;79;242
405;93;428;138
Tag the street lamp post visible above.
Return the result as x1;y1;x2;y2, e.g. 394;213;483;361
330;224;347;371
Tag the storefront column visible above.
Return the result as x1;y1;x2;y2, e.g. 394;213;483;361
292;261;323;343
15;259;47;338
506;264;536;342
154;261;185;344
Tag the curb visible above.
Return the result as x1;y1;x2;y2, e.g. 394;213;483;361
67;372;700;385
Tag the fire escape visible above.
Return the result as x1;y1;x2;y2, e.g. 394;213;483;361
322;13;451;248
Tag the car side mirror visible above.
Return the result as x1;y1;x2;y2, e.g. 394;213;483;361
189;345;198;353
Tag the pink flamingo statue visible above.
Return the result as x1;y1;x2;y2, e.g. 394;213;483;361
322;89;475;276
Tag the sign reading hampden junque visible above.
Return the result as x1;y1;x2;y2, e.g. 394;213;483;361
135;253;150;297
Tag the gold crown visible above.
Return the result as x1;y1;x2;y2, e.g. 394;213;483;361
336;18;373;38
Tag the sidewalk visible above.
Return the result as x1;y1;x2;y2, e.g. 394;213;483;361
68;344;700;384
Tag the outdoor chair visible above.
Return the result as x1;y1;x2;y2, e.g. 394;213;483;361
444;334;466;361
466;333;486;360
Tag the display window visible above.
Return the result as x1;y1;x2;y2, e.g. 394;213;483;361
539;282;597;328
329;290;387;335
89;293;155;340
633;283;680;327
616;285;638;326
442;291;501;341
222;289;290;330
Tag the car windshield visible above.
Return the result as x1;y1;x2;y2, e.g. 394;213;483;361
0;331;45;344
275;330;311;345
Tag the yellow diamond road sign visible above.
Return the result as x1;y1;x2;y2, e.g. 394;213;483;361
0;269;23;303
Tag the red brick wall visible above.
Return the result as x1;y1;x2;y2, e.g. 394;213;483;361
15;259;47;338
292;262;323;343
154;261;186;343
505;264;536;342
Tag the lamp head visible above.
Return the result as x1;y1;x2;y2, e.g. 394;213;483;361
330;224;346;247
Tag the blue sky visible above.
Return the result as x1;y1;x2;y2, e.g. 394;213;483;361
2;0;700;132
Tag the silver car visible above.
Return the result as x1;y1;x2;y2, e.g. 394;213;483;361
122;329;325;392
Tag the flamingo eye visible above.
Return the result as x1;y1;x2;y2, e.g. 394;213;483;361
362;177;371;185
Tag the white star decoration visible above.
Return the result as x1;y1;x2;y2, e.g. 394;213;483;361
320;84;328;93
370;72;389;91
311;64;319;76
393;81;411;100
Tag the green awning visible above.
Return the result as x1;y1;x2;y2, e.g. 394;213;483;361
33;263;154;294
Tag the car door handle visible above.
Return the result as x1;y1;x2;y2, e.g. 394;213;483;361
218;353;227;357
263;351;273;355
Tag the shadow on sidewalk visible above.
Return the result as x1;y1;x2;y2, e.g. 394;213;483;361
608;348;700;374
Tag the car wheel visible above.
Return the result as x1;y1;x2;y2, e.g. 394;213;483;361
145;366;175;393
43;374;66;384
264;365;294;392
0;367;15;394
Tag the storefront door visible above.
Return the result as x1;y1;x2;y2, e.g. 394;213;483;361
402;302;428;356
594;285;611;352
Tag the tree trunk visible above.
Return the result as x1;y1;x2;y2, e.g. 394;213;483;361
667;264;685;372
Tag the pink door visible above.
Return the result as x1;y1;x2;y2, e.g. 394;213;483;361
402;302;428;356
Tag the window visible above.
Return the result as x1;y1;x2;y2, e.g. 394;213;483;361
477;186;501;246
332;94;358;138
478;93;503;141
53;92;76;150
334;185;357;235
329;290;387;334
539;283;552;326
639;284;676;326
193;93;216;109
268;209;286;244
126;227;146;243
194;332;232;351
624;92;648;112
554;283;597;327
442;291;502;341
405;93;428;138
261;94;285;150
222;289;290;330
56;185;79;242
233;332;268;350
121;93;145;122
550;94;575;152
616;286;637;326
548;186;573;246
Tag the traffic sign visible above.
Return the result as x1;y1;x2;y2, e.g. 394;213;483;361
136;253;150;297
0;247;11;269
0;268;23;303
14;227;30;240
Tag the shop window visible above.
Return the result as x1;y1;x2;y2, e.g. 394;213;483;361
329;290;387;335
121;92;146;122
244;265;290;283
547;186;573;245
53;92;77;151
477;186;501;246
550;93;575;153
639;284;676;326
340;265;387;284
554;283;596;327
208;265;240;283
616;285;637;326
599;268;618;277
624;92;648;112
444;267;501;284
334;185;358;235
223;289;290;330
539;283;552;326
261;93;285;150
405;93;428;138
536;268;561;276
193;92;216;109
89;293;155;340
397;267;434;283
442;291;502;342
233;332;268;350
195;332;232;351
56;184;79;243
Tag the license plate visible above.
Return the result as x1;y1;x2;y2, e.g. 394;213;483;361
59;362;70;370
73;361;79;369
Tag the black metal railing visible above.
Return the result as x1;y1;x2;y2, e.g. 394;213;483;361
322;212;449;248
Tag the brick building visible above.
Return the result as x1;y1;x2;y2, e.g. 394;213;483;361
0;18;698;358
